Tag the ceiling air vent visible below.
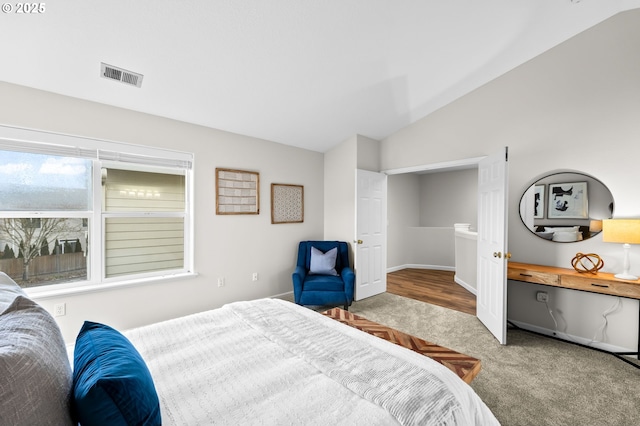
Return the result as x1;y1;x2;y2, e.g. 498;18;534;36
100;63;143;88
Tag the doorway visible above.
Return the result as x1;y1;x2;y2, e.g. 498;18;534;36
383;149;510;345
384;158;480;297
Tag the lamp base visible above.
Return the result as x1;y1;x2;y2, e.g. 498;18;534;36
614;272;638;281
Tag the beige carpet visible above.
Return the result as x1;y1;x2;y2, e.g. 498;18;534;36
281;292;640;425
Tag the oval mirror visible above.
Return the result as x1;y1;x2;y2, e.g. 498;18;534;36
519;171;614;243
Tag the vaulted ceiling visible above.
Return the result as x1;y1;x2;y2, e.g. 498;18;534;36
2;0;640;152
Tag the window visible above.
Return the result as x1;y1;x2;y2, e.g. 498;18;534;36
102;168;186;279
0;126;193;293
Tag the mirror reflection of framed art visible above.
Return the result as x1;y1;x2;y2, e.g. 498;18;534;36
548;181;588;219
533;185;545;219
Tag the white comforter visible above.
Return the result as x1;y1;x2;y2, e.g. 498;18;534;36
124;298;499;425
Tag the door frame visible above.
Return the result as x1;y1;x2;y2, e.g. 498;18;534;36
383;154;510;325
383;156;486;176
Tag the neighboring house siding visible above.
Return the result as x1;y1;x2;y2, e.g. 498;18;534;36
103;169;186;278
105;217;184;277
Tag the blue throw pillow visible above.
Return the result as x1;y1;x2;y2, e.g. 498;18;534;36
309;246;339;275
72;321;161;426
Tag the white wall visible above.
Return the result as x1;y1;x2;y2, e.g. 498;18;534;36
0;82;325;343
380;10;640;352
324;134;381;267
387;174;420;268
323;135;357;243
419;169;477;228
356;135;381;171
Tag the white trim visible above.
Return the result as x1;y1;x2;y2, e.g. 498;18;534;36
271;290;294;299
92;159;102;285
101;159;187;175
0;137;96;158
387;264;455;273
185;161;195;274
99;150;192;170
0;124;192;164
383;156;486;175
454;275;477;295
27;271;198;300
0;211;90;219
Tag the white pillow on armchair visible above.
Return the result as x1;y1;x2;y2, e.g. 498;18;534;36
309;246;339;276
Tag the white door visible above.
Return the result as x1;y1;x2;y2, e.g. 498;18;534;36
354;169;387;301
476;147;509;344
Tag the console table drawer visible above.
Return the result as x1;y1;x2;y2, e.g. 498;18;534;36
561;275;640;299
507;268;560;285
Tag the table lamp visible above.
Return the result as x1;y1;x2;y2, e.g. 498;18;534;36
602;219;640;280
589;219;603;237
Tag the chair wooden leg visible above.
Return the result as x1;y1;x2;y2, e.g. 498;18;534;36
343;304;348;311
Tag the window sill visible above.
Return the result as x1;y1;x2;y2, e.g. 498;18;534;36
27;272;198;300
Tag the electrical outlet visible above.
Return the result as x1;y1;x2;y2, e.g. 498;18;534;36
536;291;549;303
217;277;225;287
252;272;258;281
54;303;66;317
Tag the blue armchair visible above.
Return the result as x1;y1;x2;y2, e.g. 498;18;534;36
292;241;355;310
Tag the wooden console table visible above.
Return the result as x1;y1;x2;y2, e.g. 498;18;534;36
508;261;640;365
508;261;640;299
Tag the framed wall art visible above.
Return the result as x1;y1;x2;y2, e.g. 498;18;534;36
271;183;303;224
548;181;588;219
216;168;259;215
534;184;545;219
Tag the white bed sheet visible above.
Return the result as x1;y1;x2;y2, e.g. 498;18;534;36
119;298;499;425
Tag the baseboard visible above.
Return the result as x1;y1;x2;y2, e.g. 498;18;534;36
508;319;636;355
454;275;477;296
387;264;455;273
271;290;294;299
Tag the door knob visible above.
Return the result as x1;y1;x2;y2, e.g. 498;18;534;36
354;239;363;244
493;252;502;258
505;252;512;259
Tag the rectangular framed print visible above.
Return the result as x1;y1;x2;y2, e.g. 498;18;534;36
216;168;259;214
271;183;303;224
548;181;588;219
534;184;545;219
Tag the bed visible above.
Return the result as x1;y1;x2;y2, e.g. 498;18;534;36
1;272;499;425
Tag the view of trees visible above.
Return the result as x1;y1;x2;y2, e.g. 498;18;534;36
0;218;84;281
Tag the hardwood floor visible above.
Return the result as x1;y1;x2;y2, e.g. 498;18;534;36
386;269;476;315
